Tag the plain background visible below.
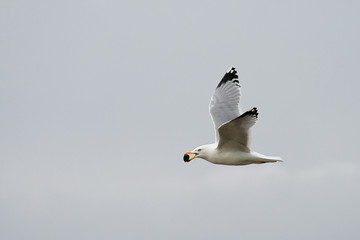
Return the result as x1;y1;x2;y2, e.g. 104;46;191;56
1;0;359;239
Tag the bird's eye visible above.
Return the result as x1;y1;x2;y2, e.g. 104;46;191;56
198;149;202;151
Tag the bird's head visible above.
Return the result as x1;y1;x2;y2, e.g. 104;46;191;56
183;145;212;162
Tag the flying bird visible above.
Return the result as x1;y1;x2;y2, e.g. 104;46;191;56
183;67;282;165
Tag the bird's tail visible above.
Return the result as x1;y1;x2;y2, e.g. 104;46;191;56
262;156;283;163
252;152;283;163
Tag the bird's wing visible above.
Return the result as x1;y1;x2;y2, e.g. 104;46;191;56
217;107;258;151
209;67;242;142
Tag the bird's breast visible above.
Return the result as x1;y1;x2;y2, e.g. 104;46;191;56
205;149;254;165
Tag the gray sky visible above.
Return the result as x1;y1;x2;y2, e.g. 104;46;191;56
1;0;359;239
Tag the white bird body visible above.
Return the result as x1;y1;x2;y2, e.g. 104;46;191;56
184;67;282;166
189;144;282;166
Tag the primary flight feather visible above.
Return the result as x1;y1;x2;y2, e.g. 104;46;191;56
183;67;282;165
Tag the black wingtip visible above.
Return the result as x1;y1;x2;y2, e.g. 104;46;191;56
216;67;239;89
236;107;258;120
247;107;259;119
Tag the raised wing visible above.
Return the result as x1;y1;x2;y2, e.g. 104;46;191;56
217;107;258;151
209;67;242;142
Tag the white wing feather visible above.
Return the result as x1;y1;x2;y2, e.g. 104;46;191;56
217;107;258;151
209;67;242;142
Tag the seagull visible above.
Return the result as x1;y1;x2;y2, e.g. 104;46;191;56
183;67;282;165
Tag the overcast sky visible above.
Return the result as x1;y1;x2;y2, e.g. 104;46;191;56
1;0;360;239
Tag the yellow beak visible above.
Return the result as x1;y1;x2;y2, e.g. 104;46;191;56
183;152;199;162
